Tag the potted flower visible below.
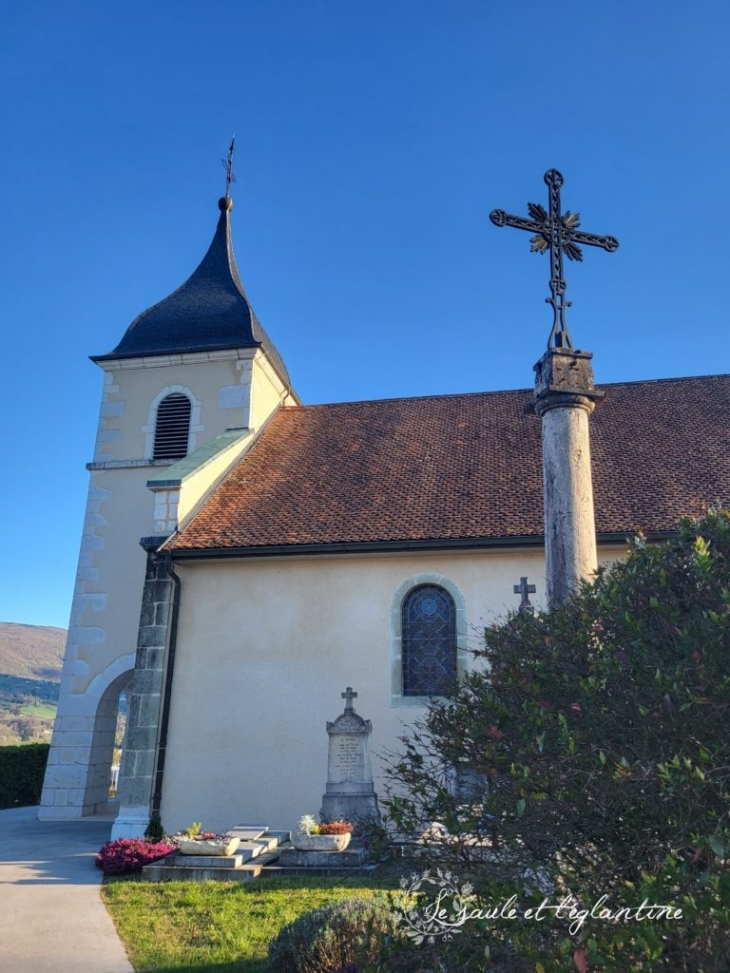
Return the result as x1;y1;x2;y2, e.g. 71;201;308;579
291;814;353;852
174;821;240;856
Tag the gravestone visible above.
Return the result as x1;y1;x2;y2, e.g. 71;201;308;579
320;687;380;825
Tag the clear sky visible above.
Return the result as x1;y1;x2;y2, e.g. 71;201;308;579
1;1;728;628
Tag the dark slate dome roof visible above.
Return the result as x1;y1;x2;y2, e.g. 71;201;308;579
93;200;290;385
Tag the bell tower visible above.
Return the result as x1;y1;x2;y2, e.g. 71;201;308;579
40;167;297;819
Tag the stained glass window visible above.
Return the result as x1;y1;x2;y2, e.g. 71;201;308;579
402;584;457;696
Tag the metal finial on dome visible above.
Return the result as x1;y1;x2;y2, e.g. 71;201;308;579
222;135;236;196
218;136;236;211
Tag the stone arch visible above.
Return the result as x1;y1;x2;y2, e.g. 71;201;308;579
142;385;202;460
82;658;135;815
389;573;468;706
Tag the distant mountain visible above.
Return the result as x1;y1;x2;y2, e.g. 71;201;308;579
0;622;65;682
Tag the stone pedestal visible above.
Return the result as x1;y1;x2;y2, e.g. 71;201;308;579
320;687;380;826
532;348;603;606
277;845;369;869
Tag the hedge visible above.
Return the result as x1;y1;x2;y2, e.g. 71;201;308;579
0;743;50;808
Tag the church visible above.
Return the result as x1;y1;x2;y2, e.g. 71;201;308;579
39;169;730;838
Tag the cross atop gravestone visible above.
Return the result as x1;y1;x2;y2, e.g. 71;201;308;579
490;169;619;351
341;686;357;713
513;576;536;614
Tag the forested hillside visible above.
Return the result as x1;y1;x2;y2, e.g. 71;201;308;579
0;623;65;744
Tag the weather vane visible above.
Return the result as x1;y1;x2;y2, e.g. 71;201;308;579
490;169;618;350
222;136;236;198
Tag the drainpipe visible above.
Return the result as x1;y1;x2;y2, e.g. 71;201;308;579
151;551;181;814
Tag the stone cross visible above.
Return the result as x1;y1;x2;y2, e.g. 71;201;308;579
341;686;357;713
513;576;536;614
490;169;618;351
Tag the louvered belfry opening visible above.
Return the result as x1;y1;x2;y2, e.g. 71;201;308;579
153;393;192;460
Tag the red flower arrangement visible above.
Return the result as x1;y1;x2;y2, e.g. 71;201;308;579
318;820;354;835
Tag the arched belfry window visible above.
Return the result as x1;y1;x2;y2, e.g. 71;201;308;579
402;584;457;696
153;393;191;460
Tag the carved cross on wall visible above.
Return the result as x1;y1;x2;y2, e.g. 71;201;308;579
342;686;358;712
513;576;537;614
490;169;619;351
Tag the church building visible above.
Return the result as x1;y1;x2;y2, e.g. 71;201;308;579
40;175;730;837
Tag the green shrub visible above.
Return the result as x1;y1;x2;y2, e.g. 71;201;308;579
0;743;49;808
144;809;164;841
383;509;730;970
267;895;397;973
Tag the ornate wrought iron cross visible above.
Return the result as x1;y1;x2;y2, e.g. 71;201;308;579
513;576;536;614
490;169;618;350
342;686;358;712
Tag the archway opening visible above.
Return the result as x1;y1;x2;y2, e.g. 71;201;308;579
83;670;133;816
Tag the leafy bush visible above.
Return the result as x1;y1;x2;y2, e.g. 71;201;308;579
268;896;397;973
0;743;49;808
383;510;730;970
95;837;176;876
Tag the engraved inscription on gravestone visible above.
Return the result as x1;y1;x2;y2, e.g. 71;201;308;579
331;735;366;782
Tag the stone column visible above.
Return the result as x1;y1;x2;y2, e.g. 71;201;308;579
532;348;603;605
111;542;173;838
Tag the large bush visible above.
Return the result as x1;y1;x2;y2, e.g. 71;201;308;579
383;510;730;970
268;896;397;973
0;743;49;808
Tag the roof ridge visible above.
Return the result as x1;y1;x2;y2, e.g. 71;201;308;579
284;372;730;412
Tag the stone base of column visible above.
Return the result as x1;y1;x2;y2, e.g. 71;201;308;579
111;807;151;839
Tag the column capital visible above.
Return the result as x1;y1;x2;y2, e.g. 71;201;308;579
531;347;605;416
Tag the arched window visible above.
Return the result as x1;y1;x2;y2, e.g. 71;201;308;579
152;393;191;459
402;584;457;696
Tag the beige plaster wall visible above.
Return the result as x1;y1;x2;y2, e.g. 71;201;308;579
66;349;291;693
42;348;292;818
176;431;255;525
161;543;630;833
96;350;280;463
251;354;293;429
161;548;549;834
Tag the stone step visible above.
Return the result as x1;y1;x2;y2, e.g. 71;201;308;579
277;844;369;869
234;835;283;862
260;862;379;878
141;827;291;883
228;824;270;841
142;860;265;882
256;841;377;878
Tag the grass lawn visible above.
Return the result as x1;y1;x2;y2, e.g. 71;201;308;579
19;703;57;719
102;874;399;973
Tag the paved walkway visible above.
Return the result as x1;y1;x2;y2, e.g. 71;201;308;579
0;806;134;973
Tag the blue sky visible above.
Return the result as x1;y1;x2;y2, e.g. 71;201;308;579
1;1;728;628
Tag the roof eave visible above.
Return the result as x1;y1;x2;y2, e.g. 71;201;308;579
162;529;679;560
90;340;263;364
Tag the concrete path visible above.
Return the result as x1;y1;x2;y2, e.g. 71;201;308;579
0;806;134;973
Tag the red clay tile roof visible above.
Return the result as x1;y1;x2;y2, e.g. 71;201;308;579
167;374;730;554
